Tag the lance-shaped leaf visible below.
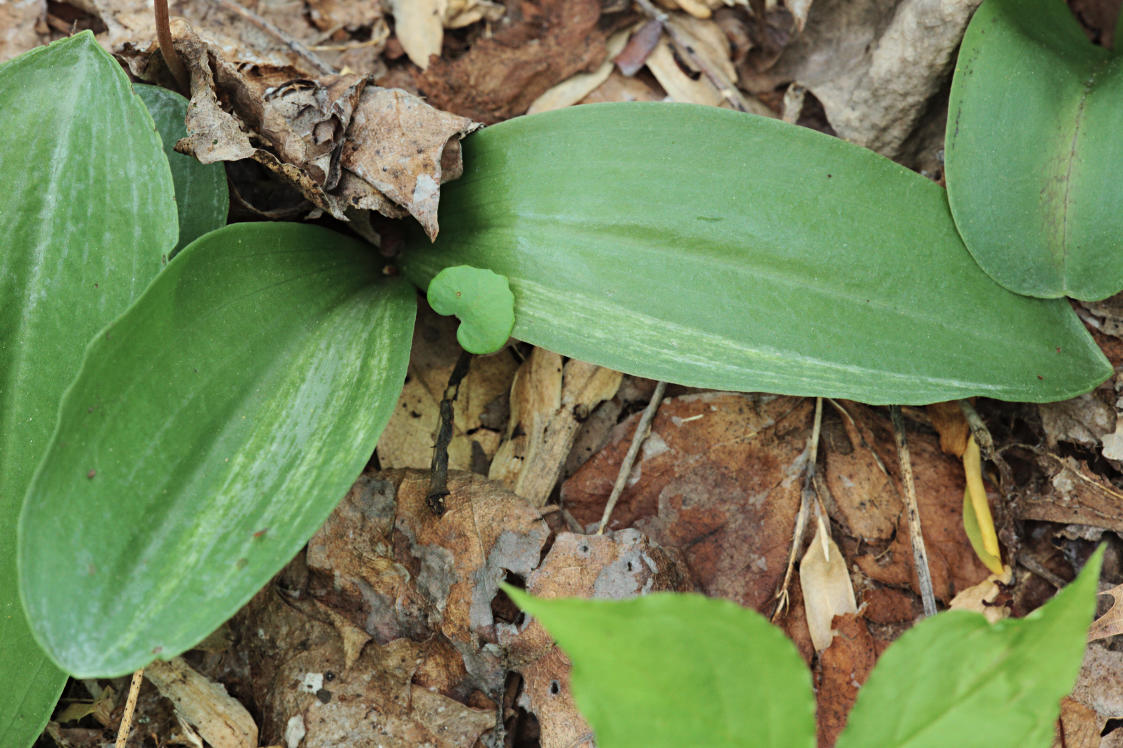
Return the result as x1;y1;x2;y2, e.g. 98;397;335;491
402;103;1110;405
837;547;1103;747
135;84;229;255
0;32;177;742
506;588;816;748
19;223;415;677
946;0;1123;300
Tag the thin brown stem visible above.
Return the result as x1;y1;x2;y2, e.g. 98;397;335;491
154;0;189;92
890;405;937;617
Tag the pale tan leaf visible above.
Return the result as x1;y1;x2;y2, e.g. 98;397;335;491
1088;582;1123;642
145;658;258;748
527;30;630;114
390;0;446;70
948;568;1012;624
799;518;857;652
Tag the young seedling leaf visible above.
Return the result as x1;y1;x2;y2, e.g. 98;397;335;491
836;547;1104;748
505;587;816;748
946;0;1123;300
19;223;415;677
135;84;229;255
402;103;1110;405
427;265;515;354
0;32;177;743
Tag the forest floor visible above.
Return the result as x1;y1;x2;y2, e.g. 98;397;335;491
6;0;1123;746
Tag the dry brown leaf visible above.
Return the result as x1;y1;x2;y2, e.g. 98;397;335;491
145;658;258;748
527;30;631;114
390;0;445;70
799;517;857;652
564;393;813;612
1038;392;1115;451
445;0;505;28
1023;453;1123;534
0;0;44;62
306;469;550;690
821;405;900;542
815;613;876;748
1088;582;1123;642
490;350;622;507
417;0;607;122
1069;645;1123;725
499;531;692;748
130;20;478;238
1054;696;1103;748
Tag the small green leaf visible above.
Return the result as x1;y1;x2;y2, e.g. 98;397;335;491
505;587;815;748
427;265;515;354
19;223;415;677
0;31;176;742
837;547;1104;748
403;103;1110;405
135;84;229;255
946;0;1123;300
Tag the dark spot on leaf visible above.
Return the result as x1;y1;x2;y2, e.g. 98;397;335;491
1037;375;1044;380
87;469;96;479
1056;346;1062;353
236;558;248;569
827;174;832;178
253;528;268;539
152;646;163;655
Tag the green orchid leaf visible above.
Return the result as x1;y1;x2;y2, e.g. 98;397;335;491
837;547;1103;748
427;265;515;353
946;0;1123;300
402;103;1110;405
135;84;229;255
505;587;815;748
19;223;415;677
0;32;177;742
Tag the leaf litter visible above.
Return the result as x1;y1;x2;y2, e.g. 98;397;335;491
20;0;1123;746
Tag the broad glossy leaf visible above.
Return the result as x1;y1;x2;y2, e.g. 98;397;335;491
837;547;1103;748
946;0;1123;300
135;84;229;255
427;265;515;353
0;32;177;741
402;103;1110;405
19;223;414;677
506;587;815;748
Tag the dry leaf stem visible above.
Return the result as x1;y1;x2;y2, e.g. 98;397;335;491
153;0;188;91
595;380;667;534
890;405;938;617
114;669;144;748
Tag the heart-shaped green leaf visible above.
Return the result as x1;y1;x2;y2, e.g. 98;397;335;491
506;587;816;748
402;103;1110;405
946;0;1123;300
135;84;229;255
0;32;177;741
837;547;1103;747
427;265;515;353
19;223;414;677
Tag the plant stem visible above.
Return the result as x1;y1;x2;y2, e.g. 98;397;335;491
154;0;188;92
595;380;667;534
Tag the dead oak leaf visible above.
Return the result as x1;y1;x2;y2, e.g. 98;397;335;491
153;20;477;238
1089;582;1123;642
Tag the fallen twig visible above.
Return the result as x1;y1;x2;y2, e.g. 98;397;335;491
595;380;667;534
890;405;938;617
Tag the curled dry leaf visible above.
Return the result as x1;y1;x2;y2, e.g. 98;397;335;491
948;569;1012;624
389;0;444;70
0;0;44;62
150;20;478;238
1088;582;1123;642
1023;452;1123;534
799;518;857;652
499;530;693;748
